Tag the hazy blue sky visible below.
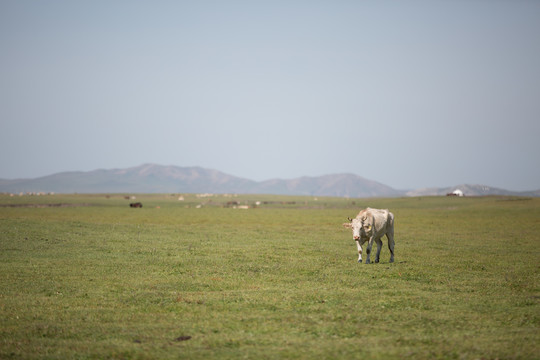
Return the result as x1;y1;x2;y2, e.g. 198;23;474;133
1;0;539;191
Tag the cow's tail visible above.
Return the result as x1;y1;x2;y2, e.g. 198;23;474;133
386;211;394;234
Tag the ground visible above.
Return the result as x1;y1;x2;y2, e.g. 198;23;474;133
0;193;538;359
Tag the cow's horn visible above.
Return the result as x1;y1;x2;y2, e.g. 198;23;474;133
347;217;353;222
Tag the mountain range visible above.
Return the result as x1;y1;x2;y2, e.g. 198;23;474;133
1;164;538;197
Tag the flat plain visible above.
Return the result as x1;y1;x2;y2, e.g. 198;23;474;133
0;193;538;359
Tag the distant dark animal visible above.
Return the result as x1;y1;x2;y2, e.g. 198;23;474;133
225;201;240;207
130;202;143;208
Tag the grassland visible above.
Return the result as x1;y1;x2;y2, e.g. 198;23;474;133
0;193;538;359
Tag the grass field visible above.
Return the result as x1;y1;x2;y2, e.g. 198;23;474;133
0;193;538;359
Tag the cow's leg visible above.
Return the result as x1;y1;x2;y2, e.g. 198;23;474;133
356;240;363;263
365;237;374;264
386;231;395;263
375;238;383;263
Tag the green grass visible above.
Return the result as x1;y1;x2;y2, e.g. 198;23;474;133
0;194;538;359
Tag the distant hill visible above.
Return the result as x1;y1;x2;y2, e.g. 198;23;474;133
1;163;538;197
405;184;540;197
256;174;402;197
0;164;257;194
0;164;399;197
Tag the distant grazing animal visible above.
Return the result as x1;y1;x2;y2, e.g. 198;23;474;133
130;202;143;208
342;208;394;264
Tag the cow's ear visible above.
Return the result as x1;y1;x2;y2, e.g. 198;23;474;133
342;222;352;229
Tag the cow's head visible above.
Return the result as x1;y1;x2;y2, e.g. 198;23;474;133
342;216;372;240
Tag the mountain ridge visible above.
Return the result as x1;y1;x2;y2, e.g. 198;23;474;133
405;184;540;197
1;163;538;197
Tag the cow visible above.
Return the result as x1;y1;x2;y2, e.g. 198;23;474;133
342;207;395;264
130;202;143;208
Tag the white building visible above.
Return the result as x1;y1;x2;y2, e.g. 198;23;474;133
452;189;464;197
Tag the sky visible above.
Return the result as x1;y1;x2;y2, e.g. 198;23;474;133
1;0;539;191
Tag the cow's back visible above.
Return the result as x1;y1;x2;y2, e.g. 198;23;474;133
358;208;392;233
371;208;389;229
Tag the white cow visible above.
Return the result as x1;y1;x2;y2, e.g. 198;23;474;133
343;207;395;264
